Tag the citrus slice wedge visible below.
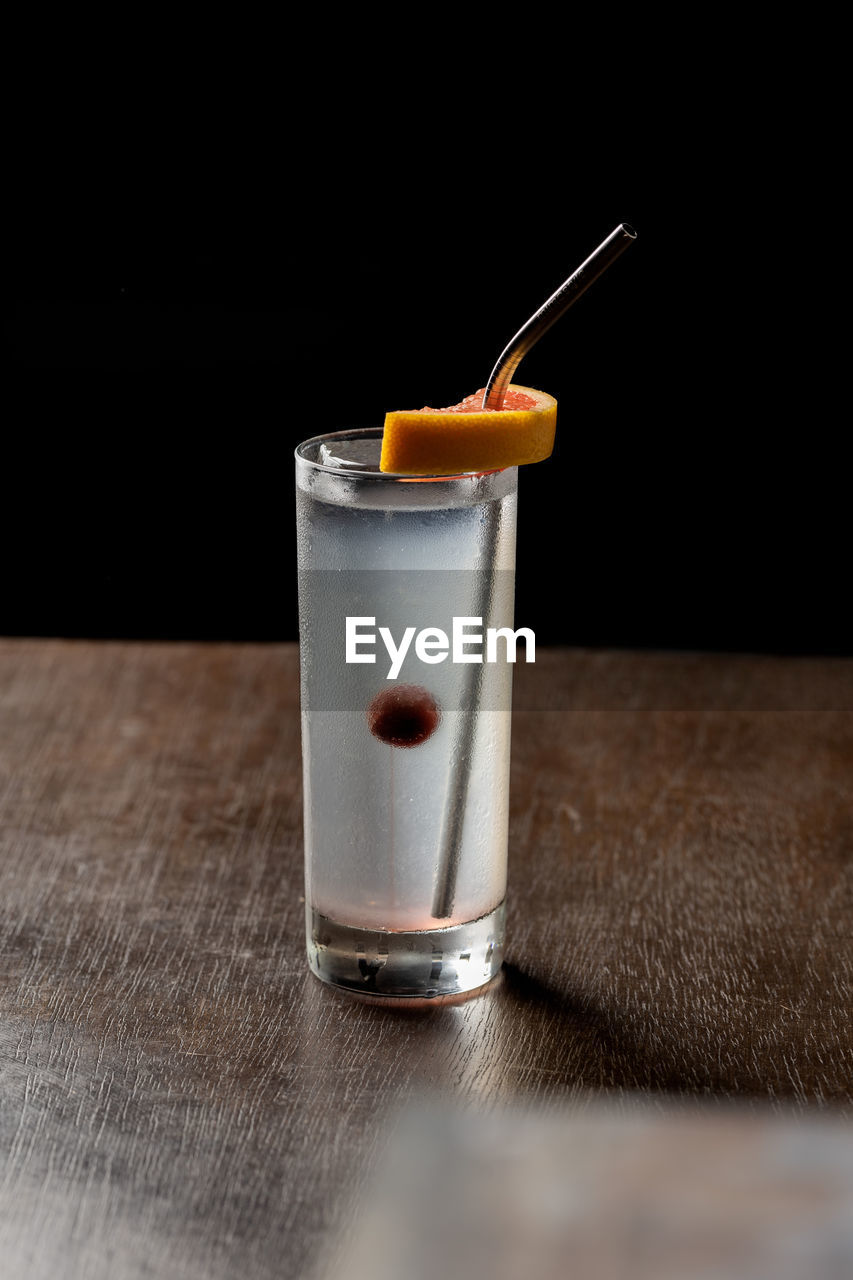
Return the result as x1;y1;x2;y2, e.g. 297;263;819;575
380;384;557;475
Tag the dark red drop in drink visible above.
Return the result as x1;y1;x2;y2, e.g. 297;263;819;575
367;684;440;748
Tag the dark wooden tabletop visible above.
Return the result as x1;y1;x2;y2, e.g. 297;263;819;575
1;640;851;1278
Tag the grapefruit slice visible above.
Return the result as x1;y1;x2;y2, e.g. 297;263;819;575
380;383;557;475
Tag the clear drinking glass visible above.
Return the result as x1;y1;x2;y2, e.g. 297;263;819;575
296;428;518;998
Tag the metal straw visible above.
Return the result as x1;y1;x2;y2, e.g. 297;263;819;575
432;223;637;920
431;503;503;920
484;223;637;410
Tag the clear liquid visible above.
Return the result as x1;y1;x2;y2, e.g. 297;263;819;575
296;454;517;935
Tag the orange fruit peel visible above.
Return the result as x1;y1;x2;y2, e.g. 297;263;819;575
380;384;557;475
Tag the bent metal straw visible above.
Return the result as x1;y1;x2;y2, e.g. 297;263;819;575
432;224;637;918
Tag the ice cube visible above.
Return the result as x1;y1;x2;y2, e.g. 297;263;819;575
318;438;383;471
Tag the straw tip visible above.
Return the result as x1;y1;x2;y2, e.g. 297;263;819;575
621;222;638;239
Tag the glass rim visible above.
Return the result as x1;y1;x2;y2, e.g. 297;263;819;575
294;427;504;483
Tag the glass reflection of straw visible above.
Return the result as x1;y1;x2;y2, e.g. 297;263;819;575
432;224;637;921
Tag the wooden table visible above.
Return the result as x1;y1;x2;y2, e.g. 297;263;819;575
1;641;851;1278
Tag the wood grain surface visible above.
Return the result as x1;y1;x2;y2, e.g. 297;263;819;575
1;641;851;1278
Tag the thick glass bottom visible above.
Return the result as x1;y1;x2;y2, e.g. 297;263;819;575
307;901;506;999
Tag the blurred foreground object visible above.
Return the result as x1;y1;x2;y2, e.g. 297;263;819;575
326;1101;853;1280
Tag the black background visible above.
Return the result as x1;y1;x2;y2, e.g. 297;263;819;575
6;36;846;655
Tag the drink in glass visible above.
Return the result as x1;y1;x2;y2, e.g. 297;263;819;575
296;428;517;998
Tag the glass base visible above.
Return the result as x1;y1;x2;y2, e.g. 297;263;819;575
307;901;505;999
